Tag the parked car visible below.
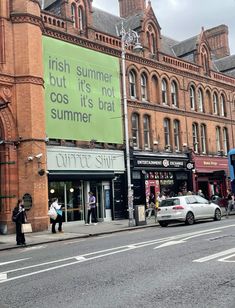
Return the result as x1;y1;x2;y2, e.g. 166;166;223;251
157;195;221;227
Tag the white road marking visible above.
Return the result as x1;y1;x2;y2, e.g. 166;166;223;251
218;254;235;262
64;239;86;245
23;246;45;251
0;258;31;266
1;224;234;284
193;248;235;263
154;231;221;249
0;273;7;281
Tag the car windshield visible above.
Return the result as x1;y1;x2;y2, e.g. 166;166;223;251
160;198;180;207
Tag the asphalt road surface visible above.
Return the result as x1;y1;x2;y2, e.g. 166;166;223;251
0;217;235;308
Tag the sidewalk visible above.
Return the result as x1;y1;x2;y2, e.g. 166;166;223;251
0;219;158;251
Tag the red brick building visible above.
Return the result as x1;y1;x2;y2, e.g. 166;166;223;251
0;0;235;233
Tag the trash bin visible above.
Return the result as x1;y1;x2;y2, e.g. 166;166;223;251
135;204;147;226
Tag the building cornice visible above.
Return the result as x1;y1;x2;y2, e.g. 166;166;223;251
11;13;43;30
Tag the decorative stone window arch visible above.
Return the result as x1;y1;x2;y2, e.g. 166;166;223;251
171;80;178;107
129;69;137;99
131;113;140;149
140;72;148;101
71;1;85;30
146;23;157;55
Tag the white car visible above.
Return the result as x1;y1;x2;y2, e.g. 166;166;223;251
157;195;221;227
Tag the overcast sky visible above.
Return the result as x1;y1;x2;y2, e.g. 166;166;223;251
93;0;235;54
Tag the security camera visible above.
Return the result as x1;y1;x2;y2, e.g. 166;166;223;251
35;153;43;159
27;156;34;161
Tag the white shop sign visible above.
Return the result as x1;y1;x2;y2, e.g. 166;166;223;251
47;146;125;172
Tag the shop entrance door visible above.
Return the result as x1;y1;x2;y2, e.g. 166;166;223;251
90;181;105;222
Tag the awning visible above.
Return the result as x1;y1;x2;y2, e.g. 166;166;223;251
48;171;117;181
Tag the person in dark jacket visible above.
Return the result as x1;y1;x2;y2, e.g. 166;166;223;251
12;199;27;246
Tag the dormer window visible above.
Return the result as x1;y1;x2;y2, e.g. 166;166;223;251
147;24;157;55
71;2;85;31
78;6;84;30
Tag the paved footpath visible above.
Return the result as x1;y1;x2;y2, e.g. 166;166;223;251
0;219;158;251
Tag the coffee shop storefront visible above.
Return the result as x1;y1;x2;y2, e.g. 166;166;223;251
47;146;125;223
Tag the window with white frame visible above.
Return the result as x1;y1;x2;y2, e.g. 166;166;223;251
198;88;203;112
190;86;196;110
192;123;199;153
213;93;219;115
161;79;168;104
216;127;221;152
131;113;140;148
173;120;180;151
220;95;226;117
71;4;76;27
164;118;171;148
171;81;178;107
223;127;229;155
141;73;148;101
129;70;137;99
143;115;150;149
200;124;207;154
78;6;84;30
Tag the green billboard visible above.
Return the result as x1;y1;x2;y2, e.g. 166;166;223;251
43;36;123;143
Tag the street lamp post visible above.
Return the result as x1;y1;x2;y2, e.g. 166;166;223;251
120;24;143;227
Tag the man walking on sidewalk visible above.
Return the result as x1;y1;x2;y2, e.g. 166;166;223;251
86;191;98;225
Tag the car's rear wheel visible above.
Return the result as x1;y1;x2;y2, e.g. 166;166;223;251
159;221;168;227
185;212;194;225
214;208;221;221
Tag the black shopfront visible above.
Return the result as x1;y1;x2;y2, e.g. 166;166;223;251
132;152;193;206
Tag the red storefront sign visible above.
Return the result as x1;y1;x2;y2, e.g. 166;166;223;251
194;156;228;174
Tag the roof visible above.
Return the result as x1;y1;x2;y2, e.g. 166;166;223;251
92;8;121;36
214;54;235;72
41;0;57;9
172;35;199;57
160;35;179;56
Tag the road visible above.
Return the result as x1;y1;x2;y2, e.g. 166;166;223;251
0;218;235;308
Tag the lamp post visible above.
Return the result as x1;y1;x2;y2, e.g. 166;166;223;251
120;23;143;227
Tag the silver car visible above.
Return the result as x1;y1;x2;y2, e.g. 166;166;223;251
157;195;222;227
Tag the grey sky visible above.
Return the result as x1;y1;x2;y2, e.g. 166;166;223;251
93;0;235;54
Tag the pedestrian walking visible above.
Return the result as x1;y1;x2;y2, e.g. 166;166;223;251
85;192;98;225
12;199;27;246
50;198;64;233
197;189;205;197
146;193;155;219
226;189;234;218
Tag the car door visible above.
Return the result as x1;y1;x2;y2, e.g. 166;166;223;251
194;195;213;217
185;196;204;219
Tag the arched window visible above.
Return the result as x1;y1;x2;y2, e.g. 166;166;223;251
71;3;76;27
190;86;196;110
141;73;147;101
143;115;150;149
151;75;158;103
198;88;203;112
192;123;199;153
150;33;156;55
200;124;207;154
220;95;226;117
223;127;229;155
173;120;180;151
161;79;168;104
131;113;140;148
78;6;84;30
164;118;171;148
216;127;221;152
129;70;137;99
171;81;178;107
213;93;219;115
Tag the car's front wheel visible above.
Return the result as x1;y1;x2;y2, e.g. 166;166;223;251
185;212;194;225
159;221;168;227
214;208;221;221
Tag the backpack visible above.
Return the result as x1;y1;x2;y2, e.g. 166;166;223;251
12;208;19;222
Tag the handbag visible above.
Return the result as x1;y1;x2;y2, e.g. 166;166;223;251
21;223;32;233
48;207;58;220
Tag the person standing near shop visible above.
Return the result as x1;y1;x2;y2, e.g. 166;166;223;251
85;191;98;225
12;199;27;246
226;189;234;218
50;198;63;233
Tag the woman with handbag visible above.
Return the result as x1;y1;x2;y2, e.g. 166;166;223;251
50;198;64;233
12;199;27;246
